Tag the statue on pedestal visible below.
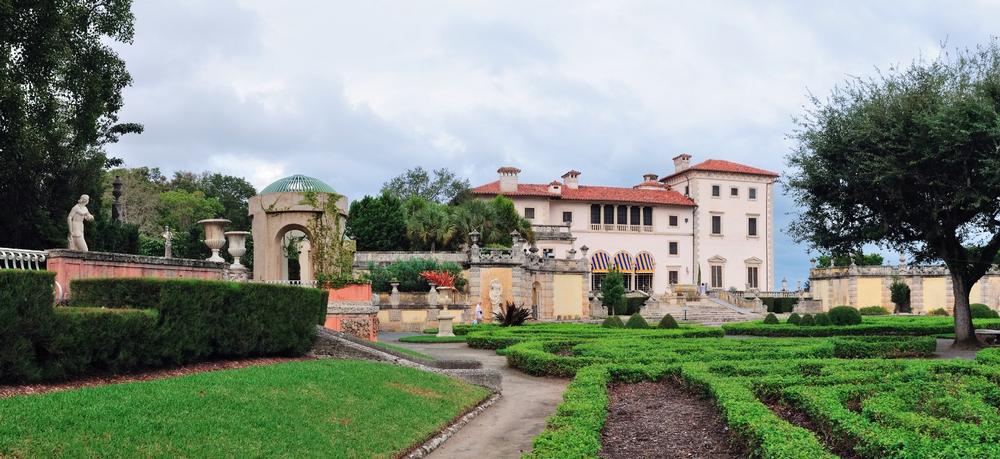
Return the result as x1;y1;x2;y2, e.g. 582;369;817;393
67;194;95;251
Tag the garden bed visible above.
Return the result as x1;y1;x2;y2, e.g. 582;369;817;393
722;315;1000;337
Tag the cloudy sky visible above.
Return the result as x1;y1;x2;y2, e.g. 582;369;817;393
106;0;1000;288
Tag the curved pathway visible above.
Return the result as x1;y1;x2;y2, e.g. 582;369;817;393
380;333;569;459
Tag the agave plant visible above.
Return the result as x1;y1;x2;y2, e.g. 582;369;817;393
493;301;531;326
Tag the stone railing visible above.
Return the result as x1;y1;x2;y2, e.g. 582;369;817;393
733;290;807;299
473;246;523;264
0;247;47;270
353;251;467;268
808;264;999;279
710;289;765;313
532;224;574;241
258;279;319;288
586;223;654;233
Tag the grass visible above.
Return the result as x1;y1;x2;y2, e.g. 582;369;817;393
370;340;437;360
0;359;488;458
399;334;468;344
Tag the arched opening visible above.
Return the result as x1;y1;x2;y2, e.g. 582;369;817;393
590;250;610;291
531;281;541;319
634;252;655;293
613;251;633;290
274;224;313;283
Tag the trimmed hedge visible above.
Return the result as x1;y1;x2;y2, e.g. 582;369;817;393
787;312;801;325
763;313;779;325
800;314;815;326
722;315;1000;337
859;306;890;316
624;313;649;329
0;271;328;383
828;306;862;325
658;314;679;329
970;303;999;319
601;316;625;328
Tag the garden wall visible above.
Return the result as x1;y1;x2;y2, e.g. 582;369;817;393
46;249;226;300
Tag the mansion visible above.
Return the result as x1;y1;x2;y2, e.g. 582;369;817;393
472;154;777;295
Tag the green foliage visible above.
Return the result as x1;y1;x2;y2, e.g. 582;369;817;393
763;313;780;325
828;305;862;325
624;313;649;329
493;302;531;327
465;323;723;352
87;220;140;254
367;258;465;293
814;312;831;326
815;253;884;268
601;316;624;328
970;303;999;319
380;167;471;205
928;307;950;316
799;313;815;326
722;315;1000;337
890;278;911;313
658;314;679;329
600;270;626;316
0;271;57;381
405;202;457;251
398;334;468;344
155;190;225;234
0;0;143;250
0;360;488;458
859;306;890;316
787;312;802;325
347;193;408;251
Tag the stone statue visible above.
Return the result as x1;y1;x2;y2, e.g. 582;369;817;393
67;194;95;251
489;279;503;309
162;226;173;258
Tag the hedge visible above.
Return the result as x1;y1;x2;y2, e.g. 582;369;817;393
0;271;328;383
722;316;1000;337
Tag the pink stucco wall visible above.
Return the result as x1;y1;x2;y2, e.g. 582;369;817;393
46;249;225;299
324;283;372;302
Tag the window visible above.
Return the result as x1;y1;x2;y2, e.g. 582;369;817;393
668;271;679;284
747;266;759;289
712;185;720;197
543;248;554;259
591;205;601;224
730;187;739;197
524;207;535;219
749;187;757;200
711;265;723;288
684;185;689;196
603;205;614;224
563;211;573;223
642;206;653;226
592;273;605;291
711;215;722;235
748;217;758;237
617;205;628;224
636;274;653;293
630;206;640;225
669;215;678;227
669;241;678;255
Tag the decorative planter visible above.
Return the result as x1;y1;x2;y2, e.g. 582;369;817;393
224;231;251;269
324;283;373;303
197;219;231;262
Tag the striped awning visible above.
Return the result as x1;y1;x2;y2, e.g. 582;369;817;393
591;251;610;273
612;252;633;272
634;252;654;273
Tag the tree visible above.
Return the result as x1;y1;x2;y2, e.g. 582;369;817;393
380;167;471;204
155;190;224;234
0;0;142;249
405;203;456;252
104;167;168;234
347;193;408;251
815;252;884;268
196;173;257;230
787;41;1000;348
890;278;911;313
451;195;533;247
601;270;626;316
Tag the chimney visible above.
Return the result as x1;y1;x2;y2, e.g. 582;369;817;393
548;180;562;195
673;153;691;173
498;166;521;192
561;170;581;189
642;173;658;182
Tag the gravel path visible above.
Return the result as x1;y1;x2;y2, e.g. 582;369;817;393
382;333;569;459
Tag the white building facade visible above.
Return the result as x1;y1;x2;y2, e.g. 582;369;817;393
472;155;777;295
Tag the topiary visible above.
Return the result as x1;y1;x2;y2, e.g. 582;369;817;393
787;313;802;325
799;314;815;326
828;306;862;326
859;306;890;316
763;313;779;325
970;303;999;319
658;314;679;329
602;316;625;328
814;312;831;326
625;313;649;329
928;308;949;316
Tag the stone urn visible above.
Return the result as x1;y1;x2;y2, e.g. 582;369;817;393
197;218;231;262
224;231;251;269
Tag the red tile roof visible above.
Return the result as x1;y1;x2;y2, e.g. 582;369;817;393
472;181;695;206
633;180;667;189
661;159;779;181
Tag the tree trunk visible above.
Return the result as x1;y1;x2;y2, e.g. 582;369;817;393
950;271;979;349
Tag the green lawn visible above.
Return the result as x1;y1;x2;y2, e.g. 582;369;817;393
399;334;468;344
0;359;488;458
370;340;437;359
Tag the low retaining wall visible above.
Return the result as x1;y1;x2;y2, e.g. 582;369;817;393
324;304;379;341
46;249;226;299
378;305;471;332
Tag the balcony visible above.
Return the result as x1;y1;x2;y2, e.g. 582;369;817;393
532;224;574;241
585;224;654;233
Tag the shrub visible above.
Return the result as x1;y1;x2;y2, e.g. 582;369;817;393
625;313;649;329
890;278;911;313
601;316;624;328
970;303;999;319
659;314;679;329
928;307;949;316
828;305;862;325
0;270;57;381
419;270;455;288
367;258;465;293
814;312;831;326
787;313;801;325
763;313;780;325
601;270;626;316
799;314;815;326
859;306;890;316
494;302;531;327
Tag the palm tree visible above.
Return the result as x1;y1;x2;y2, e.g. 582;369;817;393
406;203;456;252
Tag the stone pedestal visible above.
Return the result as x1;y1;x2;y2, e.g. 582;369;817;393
437;314;455;337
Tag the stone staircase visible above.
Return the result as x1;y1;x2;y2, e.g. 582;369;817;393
644;298;764;326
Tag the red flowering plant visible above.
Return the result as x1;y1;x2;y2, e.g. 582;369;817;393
420;270;456;288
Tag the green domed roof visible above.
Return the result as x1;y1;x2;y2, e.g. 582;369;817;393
260;175;337;194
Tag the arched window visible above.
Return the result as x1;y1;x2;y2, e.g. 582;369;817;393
634;252;655;293
590;250;610;291
613;251;634;290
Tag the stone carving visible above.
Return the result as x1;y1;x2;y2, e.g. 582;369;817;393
162;226;173;258
67;194;95;251
489;279;503;309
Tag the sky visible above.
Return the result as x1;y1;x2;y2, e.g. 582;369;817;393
106;0;1000;289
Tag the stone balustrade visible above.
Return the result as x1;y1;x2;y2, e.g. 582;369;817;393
0;247;47;270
